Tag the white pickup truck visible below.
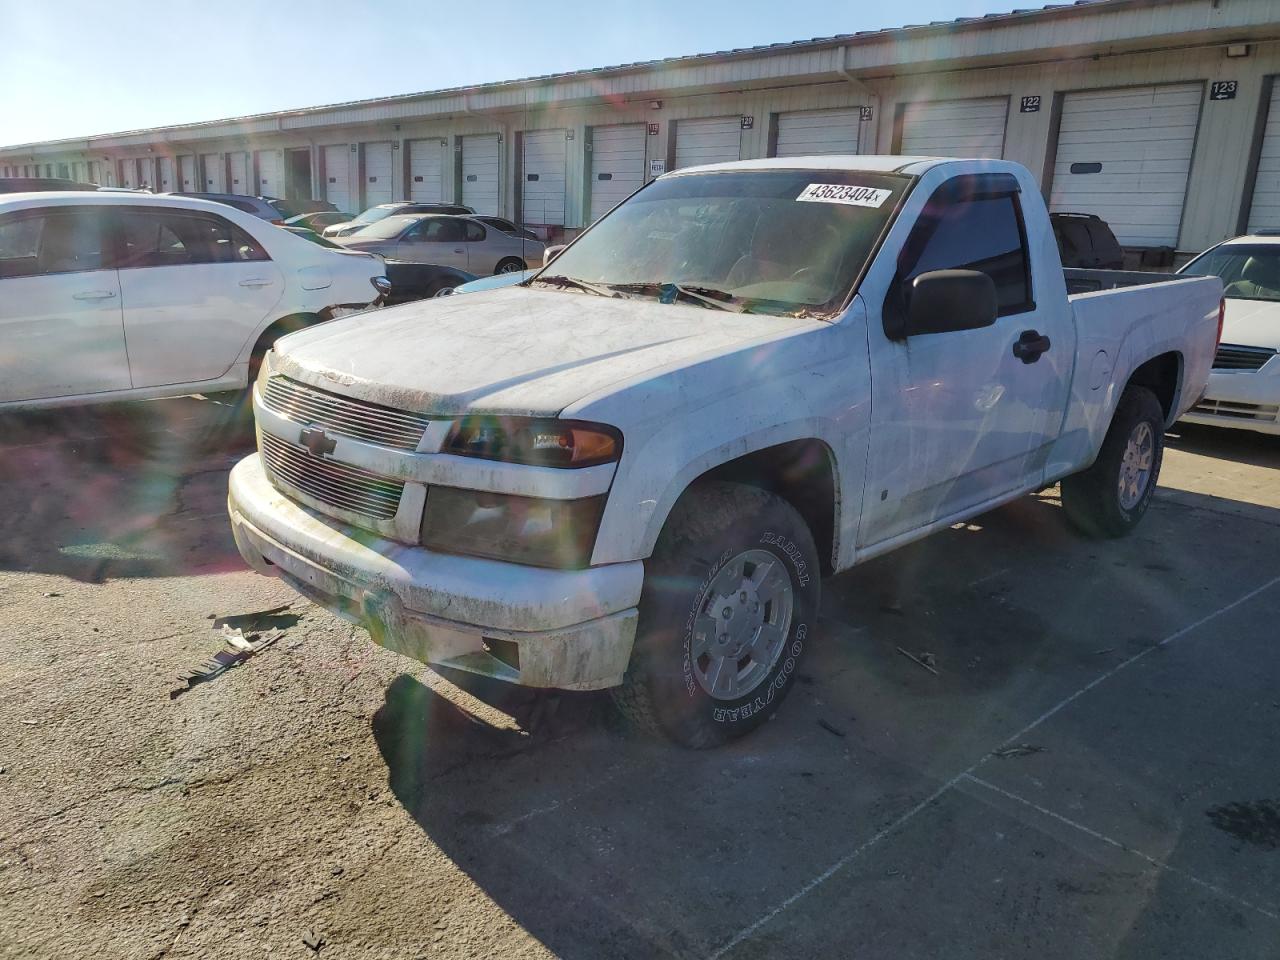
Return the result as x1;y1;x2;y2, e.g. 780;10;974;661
228;157;1222;747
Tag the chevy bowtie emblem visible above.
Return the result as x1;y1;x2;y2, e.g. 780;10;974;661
299;427;337;457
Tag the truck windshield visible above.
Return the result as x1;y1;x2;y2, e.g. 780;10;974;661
534;169;908;317
1181;243;1280;303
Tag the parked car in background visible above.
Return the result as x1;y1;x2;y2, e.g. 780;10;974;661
229;157;1220;747
1178;235;1280;435
1051;212;1124;269
322;201;475;238
173;192;299;224
448;268;534;295
1;177;100;193
333;214;543;275
0;191;388;408
272;198;338;218
383;261;476;304
472;215;538;241
285;210;351;233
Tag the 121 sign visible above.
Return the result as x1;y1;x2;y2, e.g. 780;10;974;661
1211;81;1238;101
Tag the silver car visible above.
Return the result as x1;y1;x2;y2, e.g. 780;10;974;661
334;214;544;275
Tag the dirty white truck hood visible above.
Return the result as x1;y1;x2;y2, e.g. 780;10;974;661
1221;297;1280;351
273;286;818;417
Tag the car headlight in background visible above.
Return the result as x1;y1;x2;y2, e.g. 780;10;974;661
444;417;621;468
420;488;607;568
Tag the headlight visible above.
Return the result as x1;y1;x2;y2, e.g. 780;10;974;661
420;488;607;568
371;275;391;295
444;417;621;468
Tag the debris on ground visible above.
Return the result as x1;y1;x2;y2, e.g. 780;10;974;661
19;719;39;726
302;928;325;952
42;592;60;598
992;744;1047;759
170;627;283;700
896;647;940;676
818;719;846;738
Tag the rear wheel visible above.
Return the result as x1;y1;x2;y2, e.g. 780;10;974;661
611;482;820;748
1061;384;1165;538
495;257;526;274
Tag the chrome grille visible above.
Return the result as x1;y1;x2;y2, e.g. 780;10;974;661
260;432;404;521
1213;343;1276;372
262;376;430;451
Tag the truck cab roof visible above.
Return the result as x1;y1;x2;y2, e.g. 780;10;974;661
662;155;1014;178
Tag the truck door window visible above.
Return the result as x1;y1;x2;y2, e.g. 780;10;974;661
900;189;1034;316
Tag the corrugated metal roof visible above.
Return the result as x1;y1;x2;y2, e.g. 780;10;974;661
0;0;1121;151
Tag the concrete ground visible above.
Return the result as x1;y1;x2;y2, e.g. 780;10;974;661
0;399;1277;960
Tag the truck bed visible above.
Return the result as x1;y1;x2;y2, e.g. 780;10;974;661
1064;267;1183;295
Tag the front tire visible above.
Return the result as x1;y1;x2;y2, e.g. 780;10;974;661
611;482;820;748
1061;384;1165;538
495;257;526;274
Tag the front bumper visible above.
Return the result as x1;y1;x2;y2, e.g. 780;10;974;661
1180;366;1280;436
228;454;642;690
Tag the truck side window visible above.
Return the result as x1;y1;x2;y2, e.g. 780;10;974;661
900;189;1034;317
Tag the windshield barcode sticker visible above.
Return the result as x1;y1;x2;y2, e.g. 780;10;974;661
796;183;892;207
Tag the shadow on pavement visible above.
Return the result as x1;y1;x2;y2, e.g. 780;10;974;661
0;397;255;581
1168;422;1280;468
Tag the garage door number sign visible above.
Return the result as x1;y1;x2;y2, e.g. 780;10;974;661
1210;81;1238;101
797;183;891;207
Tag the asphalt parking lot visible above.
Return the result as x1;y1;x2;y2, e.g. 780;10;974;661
0;398;1277;959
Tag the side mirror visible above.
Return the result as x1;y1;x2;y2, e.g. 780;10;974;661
903;269;998;337
543;244;566;267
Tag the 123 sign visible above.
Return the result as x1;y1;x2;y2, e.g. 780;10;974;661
1211;81;1238;101
1020;96;1042;113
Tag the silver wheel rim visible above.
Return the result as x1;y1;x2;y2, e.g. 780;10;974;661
690;549;794;701
1118;420;1155;510
498;260;521;273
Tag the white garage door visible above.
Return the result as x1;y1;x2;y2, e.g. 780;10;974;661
178;155;196;191
157;156;174;192
140;157;157;190
256;149;283;197
227;152;250;194
322;145;350;212
1247;83;1280;232
461;134;500;216
1050;83;1202;247
522;129;567;226
899;97;1008;158
589;123;646;222
119;159;135;189
674;117;741;169
363;142;394;207
775;107;861;157
200;154;223;192
408;139;444;203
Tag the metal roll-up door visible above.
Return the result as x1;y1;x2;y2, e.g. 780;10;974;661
362;142;394;207
256;149;283;196
775;108;861;157
140;157;156;189
461;134;500;216
1050;83;1202;247
589;123;645;223
200;153;223;192
227;152;250;194
323;144;350;212
119;159;135;189
157;156;174;192
521;129;567;226
407;139;444;203
673;117;741;169
1247;83;1280;232
178;155;196;191
899;97;1008;158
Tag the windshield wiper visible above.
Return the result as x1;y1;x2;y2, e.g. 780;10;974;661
530;274;617;298
606;281;749;313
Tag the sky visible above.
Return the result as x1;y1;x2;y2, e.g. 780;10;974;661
1;0;1009;147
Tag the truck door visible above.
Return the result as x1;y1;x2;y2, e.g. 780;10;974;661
860;172;1073;547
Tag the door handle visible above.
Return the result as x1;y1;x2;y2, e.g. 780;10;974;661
239;278;273;288
73;290;116;300
1012;329;1052;364
453;248;465;254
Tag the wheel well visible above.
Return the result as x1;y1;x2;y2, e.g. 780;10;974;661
1125;351;1181;422
695;439;837;575
250;313;322;365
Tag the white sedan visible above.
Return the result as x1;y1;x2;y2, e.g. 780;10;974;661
1179;236;1280;435
0;191;389;409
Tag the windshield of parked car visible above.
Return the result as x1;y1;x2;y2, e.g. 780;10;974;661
348;214;419;240
350;204;401;226
1181;243;1280;303
532;169;907;317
